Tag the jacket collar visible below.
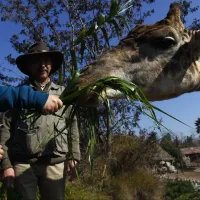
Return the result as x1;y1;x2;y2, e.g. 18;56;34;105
25;79;60;91
51;82;60;90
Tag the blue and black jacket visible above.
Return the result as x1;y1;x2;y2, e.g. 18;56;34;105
0;85;48;112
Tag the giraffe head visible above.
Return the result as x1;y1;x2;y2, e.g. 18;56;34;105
78;2;200;106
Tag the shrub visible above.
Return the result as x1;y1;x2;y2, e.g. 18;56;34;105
175;192;200;200
164;180;195;200
65;180;111;200
110;168;162;200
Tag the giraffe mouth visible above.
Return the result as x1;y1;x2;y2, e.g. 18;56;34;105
78;86;126;107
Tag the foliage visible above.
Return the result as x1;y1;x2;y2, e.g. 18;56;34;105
164;180;195;200
76;135;162;200
160;133;181;161
195;118;200;134
110;168;160;200
109;135;158;171
181;135;195;147
175;192;200;200
0;0;155;82
0;183;20;200
98;99;142;135
180;0;199;25
65;180;111;200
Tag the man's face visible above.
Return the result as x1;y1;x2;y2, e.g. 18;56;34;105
28;56;52;83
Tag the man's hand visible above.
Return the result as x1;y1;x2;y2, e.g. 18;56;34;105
0;145;3;159
42;95;63;115
66;160;78;182
3;168;15;189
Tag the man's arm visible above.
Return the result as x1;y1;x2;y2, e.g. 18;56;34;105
0;111;14;170
0;85;62;113
68;112;80;162
0;145;3;159
66;110;80;182
0;110;16;188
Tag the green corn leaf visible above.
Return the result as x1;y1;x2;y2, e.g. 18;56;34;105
116;15;130;31
86;25;95;36
80;40;86;63
151;104;193;128
110;19;120;38
60;70;80;99
97;14;106;26
57;66;63;85
70;49;78;71
139;108;173;134
101;27;110;47
93;32;98;51
74;76;191;129
110;0;119;18
119;0;132;10
118;5;133;15
75;26;87;45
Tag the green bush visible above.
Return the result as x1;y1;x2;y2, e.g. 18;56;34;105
65;180;111;200
164;180;195;200
175;192;200;200
0;184;20;200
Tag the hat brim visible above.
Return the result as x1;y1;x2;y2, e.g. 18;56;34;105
16;51;64;75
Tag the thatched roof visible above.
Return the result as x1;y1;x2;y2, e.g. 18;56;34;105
153;144;174;161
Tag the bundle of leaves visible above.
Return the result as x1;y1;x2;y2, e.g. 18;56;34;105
58;73;186;128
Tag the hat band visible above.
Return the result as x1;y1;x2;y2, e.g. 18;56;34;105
28;49;48;53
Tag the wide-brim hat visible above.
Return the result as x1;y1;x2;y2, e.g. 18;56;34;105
16;41;64;75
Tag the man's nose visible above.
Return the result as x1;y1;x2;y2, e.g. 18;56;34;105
40;63;47;68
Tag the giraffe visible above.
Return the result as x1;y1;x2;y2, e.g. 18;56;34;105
78;2;200;106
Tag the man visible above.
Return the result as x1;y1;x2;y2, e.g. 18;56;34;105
0;86;63;160
0;41;80;200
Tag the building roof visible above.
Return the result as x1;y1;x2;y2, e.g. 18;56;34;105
153;144;174;161
181;147;200;155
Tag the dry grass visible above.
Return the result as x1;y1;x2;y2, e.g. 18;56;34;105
111;168;162;200
68;135;165;200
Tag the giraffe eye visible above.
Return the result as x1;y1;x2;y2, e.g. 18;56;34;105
163;36;176;47
153;36;177;49
164;36;175;41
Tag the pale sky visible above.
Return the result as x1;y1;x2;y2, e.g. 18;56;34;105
140;0;200;138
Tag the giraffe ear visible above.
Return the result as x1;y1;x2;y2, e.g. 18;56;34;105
166;2;182;23
156;2;185;30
